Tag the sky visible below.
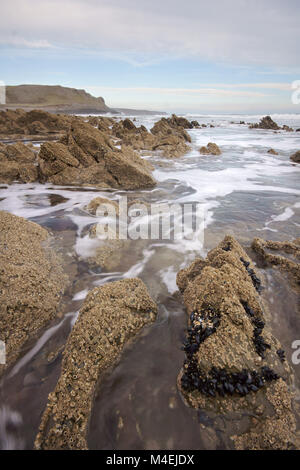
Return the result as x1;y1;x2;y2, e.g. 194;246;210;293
0;0;300;113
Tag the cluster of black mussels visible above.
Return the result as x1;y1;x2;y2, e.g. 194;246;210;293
181;361;279;397
240;257;263;293
181;304;281;398
241;301;272;359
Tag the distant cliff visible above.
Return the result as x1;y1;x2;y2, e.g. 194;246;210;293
3;84;111;114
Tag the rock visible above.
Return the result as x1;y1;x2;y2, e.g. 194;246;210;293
122;118;137;131
199;142;221;156
191;120;200;128
69;120;114;162
0;108;73;136
97;116;115;133
88;223;129;270
0;161;20;183
103;146;156;189
34;278;157;450
250;116;293;132
152;135;190;158
0;211;68;377
151;117;192;143
0;142;38;183
3;142;36;162
296;128;300;132
27;121;48;134
251;238;300;289
267;149;279;155
177;235;296;449
86;196;120;216
18;163;39;183
87;116;99;127
149;116;192;158
47;164;112;187
250;116;281;131
290;151;300;163
111;119;156;151
39;141;80;178
0;159;38;184
37;121;156;189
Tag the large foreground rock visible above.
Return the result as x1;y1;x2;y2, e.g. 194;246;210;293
177;236;297;450
0;211;68;377
34;278;157;449
38;121;156;189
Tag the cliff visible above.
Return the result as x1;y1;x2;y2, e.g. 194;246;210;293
3;84;111;114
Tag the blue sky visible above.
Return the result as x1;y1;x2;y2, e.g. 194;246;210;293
1;0;300;113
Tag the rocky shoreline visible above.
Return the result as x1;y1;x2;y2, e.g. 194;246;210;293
0;110;299;450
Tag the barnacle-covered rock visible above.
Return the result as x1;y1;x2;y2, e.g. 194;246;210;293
177;235;297;450
0;211;68;377
34;278;157;450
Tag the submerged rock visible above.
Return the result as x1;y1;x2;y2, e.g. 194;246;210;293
252;237;300;290
86;196;120;216
176;235;296;450
199;142;221;156
0;211;68;377
267;148;279;155
290;151;300;163
34;278;157;450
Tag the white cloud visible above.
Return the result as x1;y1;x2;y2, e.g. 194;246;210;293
0;37;54;49
88;86;268;98
0;0;299;67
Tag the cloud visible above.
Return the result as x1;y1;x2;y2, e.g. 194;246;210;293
0;37;54;49
88;86;269;98
1;0;299;67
